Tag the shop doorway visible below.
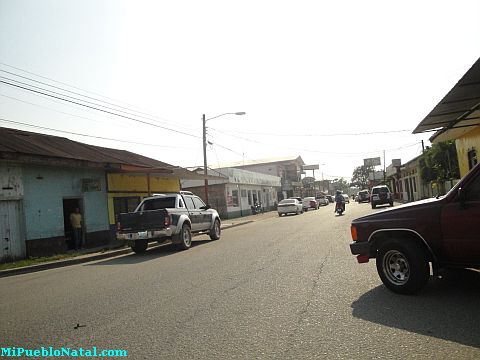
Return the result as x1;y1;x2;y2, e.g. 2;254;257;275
63;198;83;249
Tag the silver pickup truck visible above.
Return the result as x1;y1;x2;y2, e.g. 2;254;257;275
116;192;221;253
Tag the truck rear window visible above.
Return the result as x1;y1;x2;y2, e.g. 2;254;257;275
142;197;176;210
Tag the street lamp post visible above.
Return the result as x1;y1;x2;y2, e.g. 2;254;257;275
203;112;245;204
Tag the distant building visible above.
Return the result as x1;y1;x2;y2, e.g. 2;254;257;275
182;168;281;219
398;156;432;202
216;156;305;200
385;159;402;200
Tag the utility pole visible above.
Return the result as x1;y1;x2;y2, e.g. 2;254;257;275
383;149;386;183
202;112;245;205
202;114;209;204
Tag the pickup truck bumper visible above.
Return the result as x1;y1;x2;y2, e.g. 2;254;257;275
350;241;370;255
350;241;372;263
117;228;173;242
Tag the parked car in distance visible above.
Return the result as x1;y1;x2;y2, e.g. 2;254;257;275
326;195;334;203
278;199;303;216
350;162;480;294
357;190;370;203
316;195;329;206
370;185;393;208
302;196;319;211
342;194;350;204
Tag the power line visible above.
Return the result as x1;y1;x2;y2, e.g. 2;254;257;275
1;62;194;130
211;127;412;137
1;75;195;131
1;62;125;102
1;79;202;140
209;127;420;156
1;70;145;118
0;64;196;132
1;93;133;129
0;117;197;149
1;89;255;165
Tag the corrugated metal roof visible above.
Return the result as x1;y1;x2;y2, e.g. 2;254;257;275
413;57;480;134
0;127;172;168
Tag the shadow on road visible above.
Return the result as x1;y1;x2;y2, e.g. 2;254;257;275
351;269;480;348
85;240;212;266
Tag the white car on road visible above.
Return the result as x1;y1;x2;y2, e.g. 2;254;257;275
316;195;329;206
302;196;319;211
278;199;303;216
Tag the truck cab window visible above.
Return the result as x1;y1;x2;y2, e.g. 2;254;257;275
184;196;195;209
193;197;206;209
143;197;176;210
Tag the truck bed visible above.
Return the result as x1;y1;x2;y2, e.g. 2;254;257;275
118;209;168;232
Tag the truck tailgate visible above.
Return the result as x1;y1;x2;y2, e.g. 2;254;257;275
118;210;168;231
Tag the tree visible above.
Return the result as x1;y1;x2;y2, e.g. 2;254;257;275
331;178;350;193
420;141;460;183
350;165;370;189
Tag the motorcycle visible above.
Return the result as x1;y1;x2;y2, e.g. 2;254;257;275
335;201;345;215
251;202;263;215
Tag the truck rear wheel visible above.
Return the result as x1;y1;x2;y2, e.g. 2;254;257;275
131;239;148;254
174;224;192;250
376;240;429;295
209;219;221;240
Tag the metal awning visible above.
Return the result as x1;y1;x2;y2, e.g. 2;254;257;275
413;57;480;140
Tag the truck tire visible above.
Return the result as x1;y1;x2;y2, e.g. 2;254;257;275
209;218;221;240
174;224;192;250
131;239;148;254
376;239;429;295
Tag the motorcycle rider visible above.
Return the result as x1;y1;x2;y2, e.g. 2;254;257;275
334;190;345;213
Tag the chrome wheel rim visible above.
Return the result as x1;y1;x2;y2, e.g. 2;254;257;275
383;250;410;285
183;228;191;246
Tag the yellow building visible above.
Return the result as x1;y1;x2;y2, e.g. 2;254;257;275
452;126;480;177
414;57;480;178
106;165;219;231
106;170;180;226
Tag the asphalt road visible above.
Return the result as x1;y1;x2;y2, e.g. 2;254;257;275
1;202;479;359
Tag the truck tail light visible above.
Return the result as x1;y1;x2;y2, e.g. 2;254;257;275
117;222;122;231
351;225;358;241
357;255;369;263
164;215;171;227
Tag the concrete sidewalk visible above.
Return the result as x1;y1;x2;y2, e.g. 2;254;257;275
0;210;278;278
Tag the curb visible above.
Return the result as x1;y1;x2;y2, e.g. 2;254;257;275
0;247;134;278
0;219;258;278
220;220;254;230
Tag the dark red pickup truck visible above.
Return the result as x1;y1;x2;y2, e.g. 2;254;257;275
350;163;480;294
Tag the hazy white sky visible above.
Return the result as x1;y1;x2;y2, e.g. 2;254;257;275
1;0;479;180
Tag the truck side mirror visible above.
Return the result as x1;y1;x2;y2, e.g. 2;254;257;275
458;187;466;209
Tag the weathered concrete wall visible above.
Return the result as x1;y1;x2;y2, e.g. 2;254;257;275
22;165;109;244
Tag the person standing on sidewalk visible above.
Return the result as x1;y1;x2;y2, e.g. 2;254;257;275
70;208;83;250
